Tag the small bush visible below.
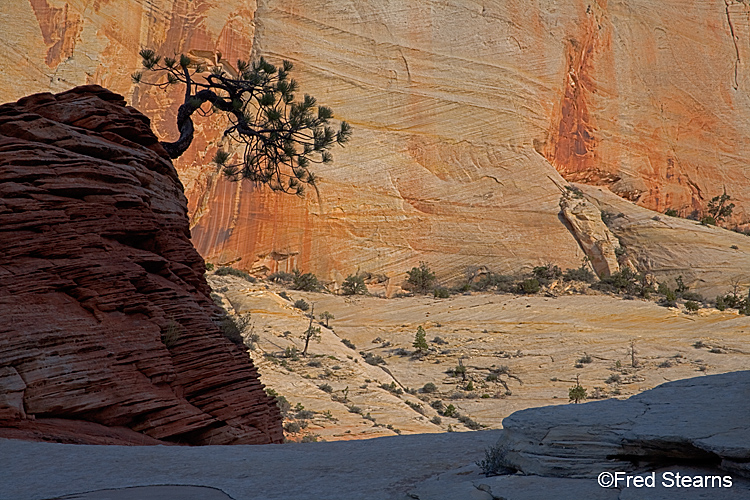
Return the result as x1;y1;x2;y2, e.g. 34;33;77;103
486;373;498;382
341;274;367;295
681;291;703;302
217;314;251;347
292;269;320;292
442;404;458;417
684;300;700;312
294;299;310;311
451;364;467;378
160;319;182;348
431;416;442;425
569;383;587;403
205;262;215;272
477;442;510;477
307;360;323;368
715;296;727;311
577;353;593;365
431;336;448;345
422;382;438;393
300;434;320;443
268;271;294;283
658;360;673;368
563;265;595;283
472;272;515;292
665;208;679;217
296;409;315;420
362;352;386;366
380;382;403;395
318;383;333;393
405;401;425;415
520;278;540;294
433;287;450;298
532;264;562;285
406;261;436;293
215;266;255;282
458;414;481;430
284;421;301;434
341;338;356;350
347;405;362;414
605;374;621;384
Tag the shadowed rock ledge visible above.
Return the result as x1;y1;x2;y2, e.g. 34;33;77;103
0;86;283;445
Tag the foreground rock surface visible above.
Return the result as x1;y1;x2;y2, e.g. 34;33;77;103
0;86;282;445
498;370;750;478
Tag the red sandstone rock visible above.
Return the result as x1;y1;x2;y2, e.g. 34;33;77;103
0;85;283;445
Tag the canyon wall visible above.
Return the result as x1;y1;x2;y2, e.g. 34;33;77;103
2;0;749;285
0;86;283;445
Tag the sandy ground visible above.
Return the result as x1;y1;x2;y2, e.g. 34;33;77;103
209;275;750;442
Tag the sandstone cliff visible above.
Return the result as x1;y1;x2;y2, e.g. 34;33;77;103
3;1;749;286
0;86;283;445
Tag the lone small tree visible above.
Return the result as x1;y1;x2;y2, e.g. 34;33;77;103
413;325;429;355
319;311;334;328
569;375;587;404
133;50;351;195
300;303;320;356
703;189;735;226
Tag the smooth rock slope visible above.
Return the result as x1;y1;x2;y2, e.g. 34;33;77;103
0;86;282;445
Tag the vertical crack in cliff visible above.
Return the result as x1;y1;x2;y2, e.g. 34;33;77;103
725;0;742;90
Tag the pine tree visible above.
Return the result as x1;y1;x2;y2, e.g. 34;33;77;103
413;325;428;354
133;50;351;196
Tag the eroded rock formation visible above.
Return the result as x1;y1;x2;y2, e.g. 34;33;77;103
0;86;283;445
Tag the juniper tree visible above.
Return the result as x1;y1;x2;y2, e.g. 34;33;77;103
132;49;351;196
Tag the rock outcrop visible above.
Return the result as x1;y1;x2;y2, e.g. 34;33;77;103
560;193;621;276
579;184;750;298
497;371;750;479
4;1;750;284
0;86;283;445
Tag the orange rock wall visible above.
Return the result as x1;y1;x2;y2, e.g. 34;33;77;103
2;0;749;283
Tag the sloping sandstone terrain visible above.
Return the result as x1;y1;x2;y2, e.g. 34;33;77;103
0;86;282;445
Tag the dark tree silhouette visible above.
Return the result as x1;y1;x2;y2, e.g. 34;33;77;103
133;49;351;196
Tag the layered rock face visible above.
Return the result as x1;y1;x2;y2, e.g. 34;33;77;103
0;86;283;445
3;1;750;284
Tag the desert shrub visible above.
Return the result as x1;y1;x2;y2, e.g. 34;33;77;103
442;404;458;417
341;274;367;295
681;291;703;302
433;287;450;298
431;416;442;425
217;314;252;347
430;400;444;411
563;265;595;283
268;271;294;283
291;269;320;291
406;261;436;293
431;336;448;345
577;353;593;365
569;381;587;404
684;300;700;312
485;373;498;382
300;434;320;443
318;383;333;393
284;422;301;433
205;262;215;272
594;268;641;295
405;401;425;415
216;266;255;282
477;442;510;477
380;382;403;395
520;278;540;294
658;360;673;368
458;414;481;430
284;346;300;361
450;364;467;379
422;382;438;393
341;338;356;350
715;296;727;311
347;405;362;414
307;359;322;368
296;409;314;420
472;272;516;292
532;264;562;285
465;381;474;391
605;374;621;384
665;208;679;217
293;298;310;311
160;319;182;347
362;352;386;366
